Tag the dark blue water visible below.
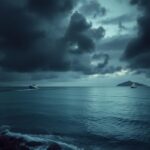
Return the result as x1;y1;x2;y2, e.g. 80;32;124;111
0;87;150;150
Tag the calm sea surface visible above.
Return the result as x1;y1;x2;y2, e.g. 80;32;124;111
0;87;150;150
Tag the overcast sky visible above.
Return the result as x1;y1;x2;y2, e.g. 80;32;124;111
0;0;150;86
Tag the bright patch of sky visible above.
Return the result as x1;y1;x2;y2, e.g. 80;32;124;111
95;0;138;37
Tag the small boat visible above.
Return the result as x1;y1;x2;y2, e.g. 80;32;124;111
28;84;38;89
131;82;137;88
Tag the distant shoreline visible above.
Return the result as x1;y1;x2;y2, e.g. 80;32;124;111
117;80;149;87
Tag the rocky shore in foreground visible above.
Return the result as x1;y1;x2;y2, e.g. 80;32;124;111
0;134;62;150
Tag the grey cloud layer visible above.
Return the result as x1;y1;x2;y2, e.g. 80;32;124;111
0;0;113;77
98;34;132;51
101;13;136;25
1;0;141;83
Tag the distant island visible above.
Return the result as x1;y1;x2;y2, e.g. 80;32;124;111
117;81;148;87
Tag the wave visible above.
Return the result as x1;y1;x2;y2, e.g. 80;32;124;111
0;125;150;150
16;89;38;92
106;116;150;126
0;125;83;150
105;95;150;100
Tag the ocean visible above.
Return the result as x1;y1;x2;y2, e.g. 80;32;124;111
0;86;150;150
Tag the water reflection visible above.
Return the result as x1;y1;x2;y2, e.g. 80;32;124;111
0;87;150;145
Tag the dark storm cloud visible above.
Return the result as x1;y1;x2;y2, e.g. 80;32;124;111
0;0;74;72
27;0;75;18
92;53;109;68
0;0;44;51
74;53;109;75
64;11;95;54
61;11;117;75
98;34;131;51
122;0;150;72
70;52;122;75
92;53;122;75
0;0;45;72
89;27;105;40
0;0;117;81
64;11;106;55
